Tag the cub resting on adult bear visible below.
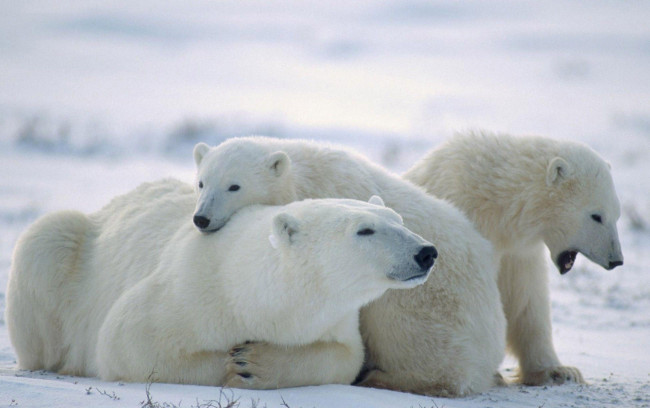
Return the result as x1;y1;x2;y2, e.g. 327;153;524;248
6;179;435;386
190;137;506;397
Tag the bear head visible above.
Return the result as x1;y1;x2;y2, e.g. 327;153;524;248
541;145;624;274
192;141;298;232
269;196;437;294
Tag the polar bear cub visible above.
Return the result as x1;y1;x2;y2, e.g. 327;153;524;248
189;137;505;397
6;179;436;387
404;131;624;386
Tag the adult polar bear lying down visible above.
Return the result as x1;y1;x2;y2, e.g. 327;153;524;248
405;131;624;386
6;179;436;386
191;137;506;397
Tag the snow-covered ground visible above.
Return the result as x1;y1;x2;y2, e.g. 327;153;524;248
1;1;649;407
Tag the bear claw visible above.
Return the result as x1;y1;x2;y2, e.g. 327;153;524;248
224;341;274;389
229;347;247;357
522;366;584;386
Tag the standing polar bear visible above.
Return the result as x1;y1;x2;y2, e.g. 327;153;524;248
404;131;624;385
191;137;506;397
6;179;436;387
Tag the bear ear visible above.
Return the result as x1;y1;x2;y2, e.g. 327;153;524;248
546;157;573;186
271;212;300;247
267;151;291;177
193;143;211;167
368;195;385;207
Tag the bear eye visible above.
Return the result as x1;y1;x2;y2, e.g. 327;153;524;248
198;181;203;189
357;228;375;236
591;214;602;224
228;184;240;192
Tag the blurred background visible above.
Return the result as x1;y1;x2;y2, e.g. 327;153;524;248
1;1;649;168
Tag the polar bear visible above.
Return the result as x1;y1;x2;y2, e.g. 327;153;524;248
6;179;436;387
404;131;624;386
190;137;506;397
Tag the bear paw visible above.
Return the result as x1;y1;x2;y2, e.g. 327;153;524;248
521;366;585;386
493;371;508;387
224;341;280;389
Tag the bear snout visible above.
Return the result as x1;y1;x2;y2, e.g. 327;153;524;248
608;260;623;270
414;245;437;271
193;215;211;230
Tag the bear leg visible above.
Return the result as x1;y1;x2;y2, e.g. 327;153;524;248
224;340;363;389
499;251;585;385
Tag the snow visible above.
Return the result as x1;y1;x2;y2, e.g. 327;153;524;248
1;1;649;407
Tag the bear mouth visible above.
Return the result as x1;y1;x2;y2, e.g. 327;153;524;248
389;268;431;284
404;272;429;282
557;250;578;274
199;225;222;234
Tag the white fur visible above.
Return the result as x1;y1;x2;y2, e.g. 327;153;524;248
404;130;624;385
6;180;434;387
192;142;294;232
190;137;506;396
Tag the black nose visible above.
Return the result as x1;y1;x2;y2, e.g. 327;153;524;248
608;260;623;270
414;245;437;271
193;215;210;229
